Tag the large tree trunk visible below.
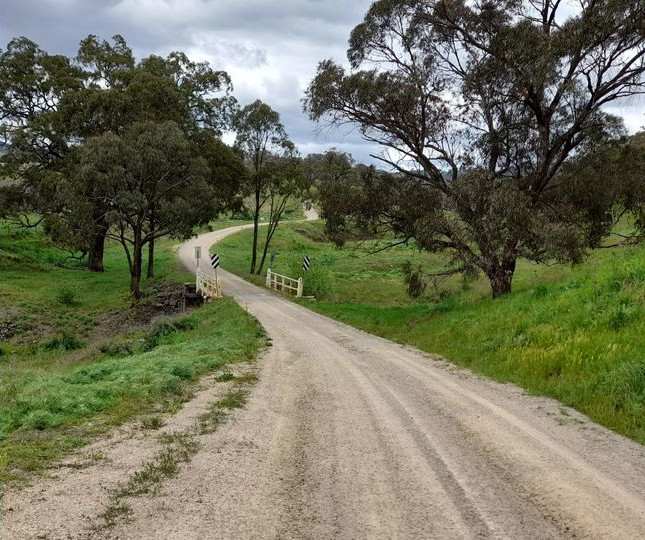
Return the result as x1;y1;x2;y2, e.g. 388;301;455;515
250;189;261;274
87;217;108;272
486;258;516;298
130;238;144;300
147;238;155;279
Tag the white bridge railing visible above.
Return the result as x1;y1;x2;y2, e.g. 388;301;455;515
196;267;222;300
266;268;303;298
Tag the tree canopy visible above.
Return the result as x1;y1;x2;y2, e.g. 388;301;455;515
234;100;297;274
0;35;244;284
305;0;645;297
1;34;245;295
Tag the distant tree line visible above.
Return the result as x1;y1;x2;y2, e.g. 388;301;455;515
305;0;645;298
1;35;308;298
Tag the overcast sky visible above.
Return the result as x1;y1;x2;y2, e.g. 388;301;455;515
2;0;644;166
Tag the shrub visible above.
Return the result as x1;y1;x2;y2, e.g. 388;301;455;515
43;333;84;351
402;261;427;299
289;262;331;297
56;287;78;306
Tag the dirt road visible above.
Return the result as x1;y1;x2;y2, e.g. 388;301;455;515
4;218;645;539
127;223;644;540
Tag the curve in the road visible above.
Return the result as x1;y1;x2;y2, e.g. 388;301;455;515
145;223;645;539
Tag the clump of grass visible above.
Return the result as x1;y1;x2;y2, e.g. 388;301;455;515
216;389;248;410
117;434;198;498
97;501;134;529
56;287;78;306
43;333;85;351
141;416;164;430
100;342;134;357
215;372;235;382
234;373;258;384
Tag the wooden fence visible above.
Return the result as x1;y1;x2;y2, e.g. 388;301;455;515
266;268;303;298
196;267;222;300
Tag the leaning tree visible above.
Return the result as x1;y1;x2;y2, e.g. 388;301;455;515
305;0;645;297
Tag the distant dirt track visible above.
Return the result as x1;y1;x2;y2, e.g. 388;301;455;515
137;221;645;540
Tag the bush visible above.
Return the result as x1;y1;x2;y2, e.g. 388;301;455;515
56;287;78;306
43;333;84;351
289;262;331;297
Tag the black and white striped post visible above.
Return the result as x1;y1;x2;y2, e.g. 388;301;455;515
303;256;311;272
211;252;220;285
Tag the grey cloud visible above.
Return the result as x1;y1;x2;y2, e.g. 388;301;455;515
2;0;380;163
6;1;640;168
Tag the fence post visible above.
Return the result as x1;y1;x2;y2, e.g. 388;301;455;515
297;277;303;298
266;268;271;288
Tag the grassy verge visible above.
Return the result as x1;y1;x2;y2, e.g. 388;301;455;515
96;371;257;531
1;220;264;486
216;221;645;444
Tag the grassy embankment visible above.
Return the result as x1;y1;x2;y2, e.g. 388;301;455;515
0;219;265;486
216;220;645;444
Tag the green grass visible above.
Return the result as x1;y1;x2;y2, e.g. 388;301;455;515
0;219;265;485
96;372;257;531
216;221;645;444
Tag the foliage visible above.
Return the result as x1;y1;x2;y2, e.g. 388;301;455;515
234;100;297;274
0;34;239;277
289;262;332;297
43;333;85;351
56;287;78;306
143;315;197;351
304;1;645;298
74;121;219;297
401;261;427;299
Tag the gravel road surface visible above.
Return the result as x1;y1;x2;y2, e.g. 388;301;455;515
156;222;645;539
3;216;645;539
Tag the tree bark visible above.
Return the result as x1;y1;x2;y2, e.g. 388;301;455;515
147;206;155;279
257;224;274;275
250;188;261;274
486;258;516;298
130;236;143;300
87;220;107;272
147;237;155;279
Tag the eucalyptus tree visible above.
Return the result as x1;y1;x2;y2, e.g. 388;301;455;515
256;156;308;275
0;38;82;228
234;100;295;274
305;0;645;297
303;149;356;203
1;34;237;273
75;121;216;298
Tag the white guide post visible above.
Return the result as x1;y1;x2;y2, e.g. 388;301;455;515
297;278;303;298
